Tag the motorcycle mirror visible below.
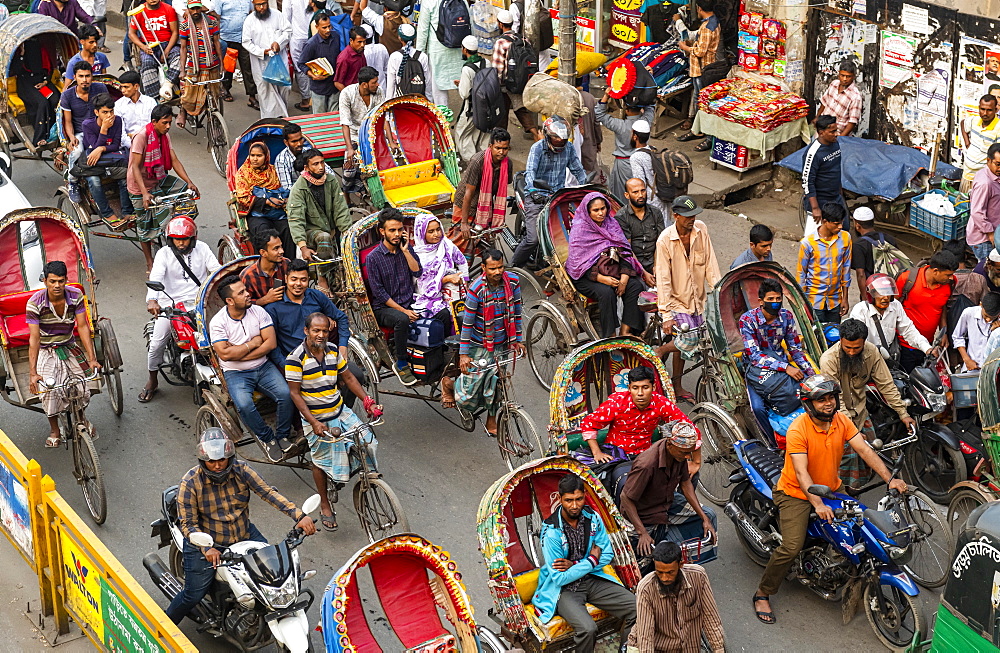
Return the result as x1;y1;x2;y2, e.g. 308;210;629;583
189;532;214;548
301;494;321;515
301;569;317;581
145;280;166;292
807;484;836;500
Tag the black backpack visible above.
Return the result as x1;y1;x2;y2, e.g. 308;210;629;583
513;0;554;50
622;64;657;108
468;63;504;131
640;146;693;200
435;0;471;48
383;0;416;15
503;34;537;94
397;50;427;97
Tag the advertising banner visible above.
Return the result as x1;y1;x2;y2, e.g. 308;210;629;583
60;530;105;642
101;577;167;653
0;458;31;557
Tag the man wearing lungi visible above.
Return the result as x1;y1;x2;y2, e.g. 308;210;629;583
27;261;101;449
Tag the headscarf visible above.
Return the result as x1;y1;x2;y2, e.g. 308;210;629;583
413;213;468;316
566;191;645;280
234;143;280;213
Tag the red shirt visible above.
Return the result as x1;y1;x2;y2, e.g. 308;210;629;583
132;3;178;45
580;391;699;455
896;267;951;348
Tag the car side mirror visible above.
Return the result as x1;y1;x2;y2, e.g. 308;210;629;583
146;280;165;292
808;484;836;500
189;532;214;548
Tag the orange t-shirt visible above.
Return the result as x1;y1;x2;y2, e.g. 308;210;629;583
775;411;858;501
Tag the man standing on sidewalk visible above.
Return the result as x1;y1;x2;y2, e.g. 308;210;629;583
797;202;852;323
968;143;1000;262
595;91;654;203
960;95;1000;194
218;0;258;107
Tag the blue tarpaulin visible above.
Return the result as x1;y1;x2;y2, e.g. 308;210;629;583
777;136;962;201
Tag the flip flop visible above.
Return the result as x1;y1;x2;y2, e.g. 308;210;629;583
248;97;260;110
674;389;695;403
694;139;711;152
677;131;704;142
753;595;776;624
221;90;234;102
45;435;61;448
294;101;312;111
320;512;338;532
138;387;158;403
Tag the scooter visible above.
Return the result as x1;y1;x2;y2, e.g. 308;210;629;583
144;280;216;405
143;491;321;652
725;439;923;651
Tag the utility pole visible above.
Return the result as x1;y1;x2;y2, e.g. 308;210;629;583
558;0;576;86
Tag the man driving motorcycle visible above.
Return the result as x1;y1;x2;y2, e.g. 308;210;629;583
752;375;907;626
166;428;317;624
142;215;221;403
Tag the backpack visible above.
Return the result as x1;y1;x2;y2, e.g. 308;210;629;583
861;233;912;278
397;50;427;97
383;0;416;16
435;0;472;48
502;34;537;94
468;64;504;130
621;64;658;108
514;0;554;50
640;146;693;201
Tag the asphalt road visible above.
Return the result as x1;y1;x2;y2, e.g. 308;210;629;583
0;32;939;652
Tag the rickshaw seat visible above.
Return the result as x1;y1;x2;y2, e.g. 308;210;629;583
7;77;24;115
379;160;456;209
516;566;621;641
342;575;382;652
0;284;87;348
368;552;450;650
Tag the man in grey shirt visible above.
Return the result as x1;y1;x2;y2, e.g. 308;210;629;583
730;224;775;269
595;91;655;203
628;120;666;215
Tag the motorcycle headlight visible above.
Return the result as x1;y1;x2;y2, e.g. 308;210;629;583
259;576;298;609
887;545;912;565
927;392;947;413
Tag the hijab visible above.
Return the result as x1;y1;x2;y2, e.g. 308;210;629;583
235;143;280;212
412;213;467;315
566;191;645;280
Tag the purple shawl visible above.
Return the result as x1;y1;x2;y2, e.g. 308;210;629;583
566;191;645;280
412;213;468;316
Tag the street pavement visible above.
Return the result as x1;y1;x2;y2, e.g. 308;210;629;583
0;30;938;652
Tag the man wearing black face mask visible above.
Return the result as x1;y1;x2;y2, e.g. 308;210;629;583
615;177;666;273
628;541;725;652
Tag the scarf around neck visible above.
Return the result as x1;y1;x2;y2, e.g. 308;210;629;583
474;150;509;230
480;273;516;351
142;122;172;181
235;146;280;212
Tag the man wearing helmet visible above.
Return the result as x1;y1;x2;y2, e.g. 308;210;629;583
752;374;907;625
166;428;317;623
509;115;588;269
848;272;935;364
141;215;221;403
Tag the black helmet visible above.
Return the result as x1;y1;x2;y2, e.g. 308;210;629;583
196;427;236;483
798;374;841;420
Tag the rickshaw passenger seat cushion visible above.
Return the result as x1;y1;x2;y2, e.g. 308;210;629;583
342;576;383;652
0;284;88;347
7;78;24;115
368;552;449;649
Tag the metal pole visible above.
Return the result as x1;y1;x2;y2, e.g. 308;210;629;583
558;0;577;86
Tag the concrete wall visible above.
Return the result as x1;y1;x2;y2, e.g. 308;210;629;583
919;0;1000;17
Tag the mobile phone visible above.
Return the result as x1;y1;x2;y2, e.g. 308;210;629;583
274;279;284;289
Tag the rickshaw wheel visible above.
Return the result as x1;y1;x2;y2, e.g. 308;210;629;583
477;626;507;653
863;581;922;651
526;310;573;391
904;436;967;505
56;188;92;228
946;485;994;538
103;368;124;417
497;407;544;471
207;110;230;177
195;404;225;439
0;137;12;179
73;428;107;524
353;478;408;544
695;370;723;405
218;235;242;264
899;490;953;589
691;402;744;506
347;338;380;407
507;266;546;316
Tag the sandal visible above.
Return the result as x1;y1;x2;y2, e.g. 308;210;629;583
753;595;776;624
294;100;312;111
138;387;158;403
677;131;704;142
248;97;259;110
320;512;338;532
221;90;234;102
674;389;695;403
694;139;711;152
45;435;61;448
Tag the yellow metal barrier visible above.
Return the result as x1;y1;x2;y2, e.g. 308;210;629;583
0;429;194;651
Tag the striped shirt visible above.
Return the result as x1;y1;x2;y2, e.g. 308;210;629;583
285;342;347;420
459;274;522;355
963;115;1000;181
25;287;85;348
796;231;852;311
180;12;221;71
176;461;304;548
627;565;726;652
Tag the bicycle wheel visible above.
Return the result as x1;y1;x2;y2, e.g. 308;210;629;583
207;110;230;178
946;485;993;538
694;368;722;405
103;368;124;417
73;428;107;524
691;403;744;506
900;490;953;589
353;478;408;543
526;310;573;391
507;266;545;316
497;406;544;471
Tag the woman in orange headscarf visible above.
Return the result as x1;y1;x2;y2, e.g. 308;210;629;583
234;140;294;255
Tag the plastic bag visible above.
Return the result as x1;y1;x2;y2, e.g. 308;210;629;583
262;54;291;87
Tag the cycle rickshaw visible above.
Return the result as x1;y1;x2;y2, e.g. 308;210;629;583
521;184;623;391
341;207;544;470
0;207;125;524
477;456;640;651
0;14;79;172
320;533;505;652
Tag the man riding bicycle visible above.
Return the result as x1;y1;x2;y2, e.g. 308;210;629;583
142;215;221;403
166;428;317;623
177;0;224;129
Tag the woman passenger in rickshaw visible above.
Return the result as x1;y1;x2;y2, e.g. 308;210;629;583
13;37;61;147
412;212;469;407
234;140;296;256
567;192;655;338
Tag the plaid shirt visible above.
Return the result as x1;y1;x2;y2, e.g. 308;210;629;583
240;258;289;303
491;31;516;74
524;138;587;192
688;15;720;78
818;79;863;133
366;242;422;310
176;461;304;548
739;306;815;375
797;231;852;311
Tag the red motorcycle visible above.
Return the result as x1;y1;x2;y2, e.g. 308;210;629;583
144;280;211;405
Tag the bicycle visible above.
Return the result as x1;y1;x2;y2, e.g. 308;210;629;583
177;74;230;177
37;365;107;524
314;416;409;543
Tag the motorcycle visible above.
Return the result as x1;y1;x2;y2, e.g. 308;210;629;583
143;490;321;652
144;280;215;406
725;439;923;651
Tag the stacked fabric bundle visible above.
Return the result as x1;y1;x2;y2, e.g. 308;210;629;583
697;78;808;131
614;41;690;97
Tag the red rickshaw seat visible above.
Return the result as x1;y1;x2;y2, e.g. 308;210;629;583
0;284;87;348
343;576;382;652
358;243;397;343
368;553;449;650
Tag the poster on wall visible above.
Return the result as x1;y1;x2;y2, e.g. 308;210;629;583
952;35;1000;164
879;30;916;88
0;459;31;557
549;8;595;52
609;0;642;48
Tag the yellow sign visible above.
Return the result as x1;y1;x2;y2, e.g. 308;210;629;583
611;24;638;46
613;0;642;11
61;530;105;641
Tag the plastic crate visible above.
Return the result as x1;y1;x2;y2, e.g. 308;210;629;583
909;189;970;241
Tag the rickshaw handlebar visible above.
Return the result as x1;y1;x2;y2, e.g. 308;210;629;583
152;190;199;206
182;76;226;86
316;417;384;443
471;350;523;370
38;369;101;392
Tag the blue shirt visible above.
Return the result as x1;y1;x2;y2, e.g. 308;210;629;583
365;242;422;311
264;287;350;368
730;248;773;269
298;32;341;97
217;0;253;43
524;138;587;193
64;53;112;80
59;82;110;133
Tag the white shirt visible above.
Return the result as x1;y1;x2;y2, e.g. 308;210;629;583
339;83;385;142
242;9;292;60
145;241;222;306
848;300;932;357
952;305;992;369
114;94;157;147
384;47;429;98
365;43;389;88
209;304;272;371
361;5;384;35
283;0;312;42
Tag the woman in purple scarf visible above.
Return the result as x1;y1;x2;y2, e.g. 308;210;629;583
567;191;654;338
412;213;470;317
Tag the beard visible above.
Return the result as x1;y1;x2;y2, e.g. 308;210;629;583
656;569;683;595
255;7;271;19
840;347;864;377
630;196;647;208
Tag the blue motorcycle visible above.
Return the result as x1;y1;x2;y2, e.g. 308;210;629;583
725;439;924;651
